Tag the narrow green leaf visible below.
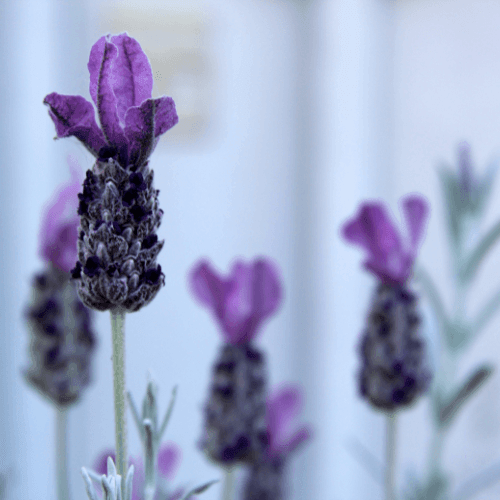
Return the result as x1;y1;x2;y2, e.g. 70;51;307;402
159;385;178;441
439;364;494;426
413;266;449;330
437;165;461;245
126;391;144;442
460;220;500;283
180;479;219;499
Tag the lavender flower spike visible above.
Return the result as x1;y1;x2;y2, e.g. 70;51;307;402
25;162;96;407
243;384;312;500
190;258;282;466
342;194;429;285
44;33;178;312
342;195;432;411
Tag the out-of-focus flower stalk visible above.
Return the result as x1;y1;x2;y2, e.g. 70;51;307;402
385;412;397;500
56;407;70;500
222;468;234;500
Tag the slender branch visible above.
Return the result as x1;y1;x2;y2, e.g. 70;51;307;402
158;385;178;441
126;390;144;441
385;412;397;500
56;406;71;500
111;309;127;498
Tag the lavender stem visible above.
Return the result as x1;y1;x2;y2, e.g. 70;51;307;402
222;467;234;500
111;309;127;497
385;411;397;500
56;406;71;500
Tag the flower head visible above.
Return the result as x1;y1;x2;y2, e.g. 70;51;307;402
94;443;183;500
266;384;311;460
342;195;429;285
190;258;282;344
44;33;177;312
44;33;178;169
39;158;81;273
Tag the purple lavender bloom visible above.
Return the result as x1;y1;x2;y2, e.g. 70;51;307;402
243;385;311;500
190;257;282;466
190;258;282;345
38;159;81;273
342;195;432;411
266;385;311;460
94;443;184;500
342;195;429;285
25;162;96;407
44;33;177;168
44;33;178;312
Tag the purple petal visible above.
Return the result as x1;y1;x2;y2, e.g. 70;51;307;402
88;36;106;106
109;33;153;123
95;40;127;150
190;260;229;324
43;93;107;156
39;163;82;273
124;99;155;166
402;195;429;255
157;443;181;480
283;426;312;455
224;259;282;344
154;96;179;138
267;385;310;458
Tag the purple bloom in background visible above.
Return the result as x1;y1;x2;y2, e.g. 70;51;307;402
94;443;183;500
190;258;282;344
24;160;96;407
342;195;432;411
266;384;311;460
243;385;311;500
190;257;282;466
38;157;82;273
44;33;177;168
44;33;178;312
342;194;429;285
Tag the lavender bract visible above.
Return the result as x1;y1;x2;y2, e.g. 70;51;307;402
25;166;96;406
94;444;183;500
190;258;282;465
342;195;432;410
243;385;311;500
44;33;178;312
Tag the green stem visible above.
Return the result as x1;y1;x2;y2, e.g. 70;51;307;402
56;406;70;500
385;412;397;500
222;467;234;500
111;309;127;497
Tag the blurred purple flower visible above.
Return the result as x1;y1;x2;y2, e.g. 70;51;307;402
94;443;183;500
44;33;178;168
190;258;282;345
342;195;429;285
38;157;82;273
266;384;311;460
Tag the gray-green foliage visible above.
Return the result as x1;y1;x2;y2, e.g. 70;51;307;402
408;143;500;500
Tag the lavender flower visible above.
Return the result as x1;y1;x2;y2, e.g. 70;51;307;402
342;195;432;410
24;165;96;406
44;33;178;312
243;384;311;500
94;444;184;500
190;258;282;465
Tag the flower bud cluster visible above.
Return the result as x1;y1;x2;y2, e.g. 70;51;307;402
71;158;164;312
25;264;96;407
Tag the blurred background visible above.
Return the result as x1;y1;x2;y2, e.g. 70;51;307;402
2;0;500;499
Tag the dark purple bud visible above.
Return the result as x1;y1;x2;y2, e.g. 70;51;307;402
34;274;47;289
77;200;89;216
98;145;118;161
130;204;148;223
122;188;138;206
106;264;117;277
112;222;122;234
71;261;82;279
143;265;162;285
129;172;146;191
83;256;102;277
215;361;235;374
141;233;157;249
